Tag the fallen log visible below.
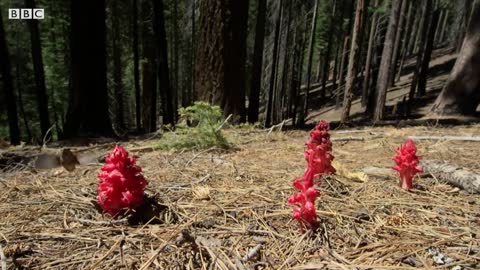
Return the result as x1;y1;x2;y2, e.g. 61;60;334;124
422;160;480;194
408;136;480;142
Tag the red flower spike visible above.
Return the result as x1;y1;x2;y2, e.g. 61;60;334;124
393;139;423;191
97;145;148;216
288;120;335;232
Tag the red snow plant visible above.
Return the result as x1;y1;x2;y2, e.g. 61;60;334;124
393;139;423;191
288;120;335;231
97;145;148;216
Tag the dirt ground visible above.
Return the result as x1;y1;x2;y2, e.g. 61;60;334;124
0;123;479;269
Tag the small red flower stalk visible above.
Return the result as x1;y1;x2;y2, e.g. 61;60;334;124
393;139;423;191
288;120;335;231
97;145;148;217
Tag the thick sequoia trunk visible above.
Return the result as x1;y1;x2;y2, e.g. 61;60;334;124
26;0;51;139
0;8;21;144
152;0;175;126
373;0;403;122
141;0;157;132
248;0;266;124
64;0;113;138
195;0;248;123
341;0;368;123
430;5;480;116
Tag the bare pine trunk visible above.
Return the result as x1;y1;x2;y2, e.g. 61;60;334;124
341;0;368;123
299;0;320;126
361;0;379;107
265;0;284;126
373;0;403;122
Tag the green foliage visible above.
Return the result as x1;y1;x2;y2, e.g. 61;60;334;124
157;102;230;150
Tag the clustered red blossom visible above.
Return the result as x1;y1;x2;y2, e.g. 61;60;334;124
97;145;148;216
393;139;423;191
288;120;335;231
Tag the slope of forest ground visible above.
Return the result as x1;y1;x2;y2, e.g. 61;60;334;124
306;48;470;124
0;124;479;269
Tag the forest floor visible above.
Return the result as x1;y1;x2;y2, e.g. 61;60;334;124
1;124;480;269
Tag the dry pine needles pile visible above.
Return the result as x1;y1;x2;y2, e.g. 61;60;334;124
0;125;479;269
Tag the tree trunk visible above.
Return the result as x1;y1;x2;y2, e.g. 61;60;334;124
64;0;113;138
430;4;480;116
195;0;248;123
417;10;440;97
152;0;175;126
172;0;180;121
361;0;379;107
0;8;21;144
390;0;408;87
26;0;51;140
320;0;338;99
133;0;142;132
408;0;432;101
336;36;350;109
396;0;415;82
438;9;449;44
265;0;284;127
341;0;368;123
141;0;157;132
112;0;125;130
373;0;403;122
299;0;320;126
331;0;346;101
280;4;293;121
248;0;266;124
406;6;422;56
224;0;249;123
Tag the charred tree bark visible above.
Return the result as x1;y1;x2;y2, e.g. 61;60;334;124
373;0;403;122
430;4;480;116
26;0;51;139
341;0;368;123
248;0;266;124
64;0;113;138
133;0;142;131
0;8;21;144
152;0;175;126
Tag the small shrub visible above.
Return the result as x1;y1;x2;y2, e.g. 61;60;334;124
157;102;230;150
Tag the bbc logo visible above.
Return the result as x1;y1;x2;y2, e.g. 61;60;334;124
8;9;44;20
